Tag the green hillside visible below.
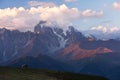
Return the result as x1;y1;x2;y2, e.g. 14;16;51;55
0;67;108;80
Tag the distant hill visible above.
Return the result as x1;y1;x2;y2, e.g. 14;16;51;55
0;67;108;80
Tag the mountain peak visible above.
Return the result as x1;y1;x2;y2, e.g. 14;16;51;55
34;21;45;34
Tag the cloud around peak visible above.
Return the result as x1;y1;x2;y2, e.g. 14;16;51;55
0;4;103;31
0;4;80;31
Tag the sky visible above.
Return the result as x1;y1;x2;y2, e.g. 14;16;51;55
0;0;120;32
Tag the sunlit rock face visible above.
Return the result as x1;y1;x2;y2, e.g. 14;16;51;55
57;43;112;60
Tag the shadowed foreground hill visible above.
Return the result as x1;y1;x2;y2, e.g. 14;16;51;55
0;67;108;80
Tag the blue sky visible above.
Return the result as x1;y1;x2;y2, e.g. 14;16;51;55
0;0;120;32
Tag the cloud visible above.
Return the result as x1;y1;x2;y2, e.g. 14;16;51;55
84;26;120;40
113;2;120;10
65;0;77;2
91;26;107;33
82;9;103;17
0;4;80;31
28;1;56;7
0;4;103;31
91;26;120;33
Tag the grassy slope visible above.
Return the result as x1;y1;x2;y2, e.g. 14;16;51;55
0;67;108;80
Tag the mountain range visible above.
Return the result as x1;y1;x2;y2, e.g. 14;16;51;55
0;21;120;80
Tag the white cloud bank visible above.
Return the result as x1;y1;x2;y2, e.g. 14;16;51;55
91;26;120;33
0;4;103;31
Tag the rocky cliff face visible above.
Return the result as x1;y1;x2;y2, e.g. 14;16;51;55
0;28;34;63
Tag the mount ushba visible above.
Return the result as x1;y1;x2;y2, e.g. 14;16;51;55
0;21;120;80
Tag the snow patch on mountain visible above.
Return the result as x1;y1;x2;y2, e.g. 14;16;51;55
52;28;67;49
